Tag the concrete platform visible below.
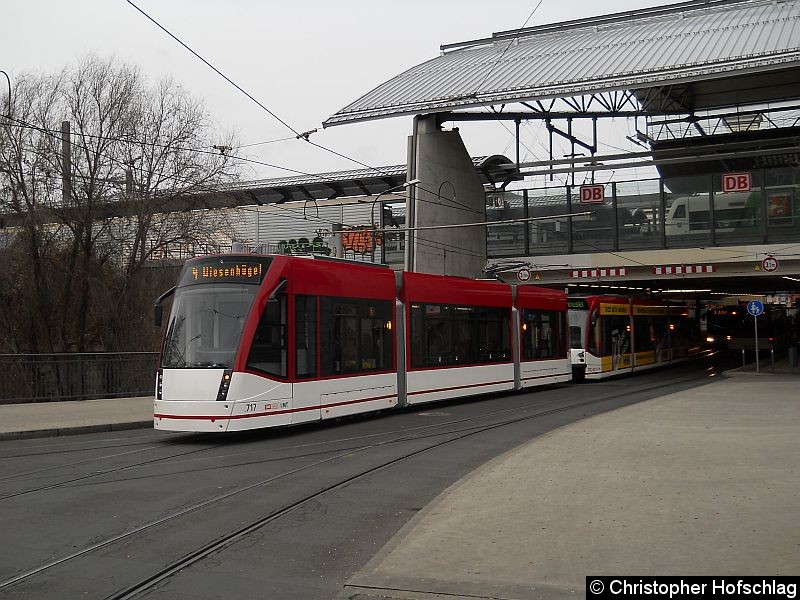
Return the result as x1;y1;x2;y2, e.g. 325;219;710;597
0;396;153;440
342;371;799;599
1;362;797;600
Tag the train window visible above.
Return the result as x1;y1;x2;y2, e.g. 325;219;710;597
247;292;287;378
426;305;453;365
568;309;586;349
453;307;476;364
601;315;631;357
633;316;655;352
588;310;601;355
320;298;393;376
295;295;317;378
410;303;509;368
521;310;564;359
477;307;509;362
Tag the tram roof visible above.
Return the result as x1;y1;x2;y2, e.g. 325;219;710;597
324;0;800;127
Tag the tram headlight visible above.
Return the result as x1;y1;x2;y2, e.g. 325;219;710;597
156;369;163;400
706;336;715;343
217;370;233;401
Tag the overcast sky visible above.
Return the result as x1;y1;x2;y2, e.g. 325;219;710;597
3;1;678;182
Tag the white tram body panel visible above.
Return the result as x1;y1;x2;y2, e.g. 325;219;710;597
155;370;294;432
520;359;571;387
299;373;398;422
406;364;514;405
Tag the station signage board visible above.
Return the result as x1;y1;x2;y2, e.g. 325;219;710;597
721;172;752;193
579;184;605;204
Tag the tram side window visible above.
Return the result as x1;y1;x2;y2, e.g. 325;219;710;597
453;307;477;364
588;311;601;355
477;307;509;362
601;315;631;356
295;295;317;378
653;316;669;354
320;298;393;376
522;310;564;359
410;303;509;368
247;293;287;378
426;305;453;365
635;317;649;353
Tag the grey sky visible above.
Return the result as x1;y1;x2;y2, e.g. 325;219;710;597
3;1;677;181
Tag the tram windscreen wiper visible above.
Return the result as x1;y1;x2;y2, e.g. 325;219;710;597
188;361;229;368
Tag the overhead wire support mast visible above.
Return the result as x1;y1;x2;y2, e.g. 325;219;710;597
0;70;10;117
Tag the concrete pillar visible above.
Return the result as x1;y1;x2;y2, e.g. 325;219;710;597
406;115;486;278
331;222;344;258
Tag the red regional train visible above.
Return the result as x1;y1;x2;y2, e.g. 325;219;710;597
153;254;571;433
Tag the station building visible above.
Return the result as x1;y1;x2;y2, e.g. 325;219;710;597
312;0;800;305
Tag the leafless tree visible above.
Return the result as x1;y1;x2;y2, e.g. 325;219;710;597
0;56;241;353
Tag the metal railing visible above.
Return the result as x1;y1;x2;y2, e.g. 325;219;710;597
0;352;159;404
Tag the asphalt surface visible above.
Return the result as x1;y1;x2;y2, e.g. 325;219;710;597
0;351;796;599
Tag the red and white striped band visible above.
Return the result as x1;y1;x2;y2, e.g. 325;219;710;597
570;267;628;278
652;265;716;275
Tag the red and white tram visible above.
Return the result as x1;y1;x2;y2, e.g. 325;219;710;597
153;255;571;433
568;295;691;381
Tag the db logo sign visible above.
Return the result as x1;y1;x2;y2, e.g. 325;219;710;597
722;172;752;193
579;184;605;204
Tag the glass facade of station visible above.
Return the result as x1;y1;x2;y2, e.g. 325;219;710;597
486;166;800;258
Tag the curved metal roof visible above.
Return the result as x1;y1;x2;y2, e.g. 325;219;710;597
324;0;800;127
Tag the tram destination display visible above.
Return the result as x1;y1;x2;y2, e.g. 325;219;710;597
180;257;272;286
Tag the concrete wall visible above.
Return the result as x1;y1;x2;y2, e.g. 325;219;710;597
407;116;486;278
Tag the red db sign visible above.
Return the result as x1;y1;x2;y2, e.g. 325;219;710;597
579;184;605;204
722;172;752;193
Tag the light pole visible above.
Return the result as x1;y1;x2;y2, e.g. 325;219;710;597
0;70;10;117
371;178;420;264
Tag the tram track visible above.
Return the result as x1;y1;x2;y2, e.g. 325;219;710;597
0;361;722;500
0;371;683;499
0;368;718;598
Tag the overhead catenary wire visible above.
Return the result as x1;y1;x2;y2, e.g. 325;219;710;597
125;0;301;139
2;117;318;179
3;117;477;221
123;0;406;181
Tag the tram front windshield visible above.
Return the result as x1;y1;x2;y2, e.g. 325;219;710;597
161;257;272;368
161;284;259;369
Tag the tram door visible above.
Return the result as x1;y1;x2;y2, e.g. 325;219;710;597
599;304;631;372
609;318;631;371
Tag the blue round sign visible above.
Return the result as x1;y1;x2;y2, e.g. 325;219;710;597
747;300;764;317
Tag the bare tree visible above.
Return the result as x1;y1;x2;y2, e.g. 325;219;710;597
0;56;242;353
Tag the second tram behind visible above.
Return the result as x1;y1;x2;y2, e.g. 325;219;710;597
567;295;691;381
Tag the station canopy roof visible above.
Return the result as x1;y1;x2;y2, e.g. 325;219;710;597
214;155;519;206
324;0;800;127
0;156;518;227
